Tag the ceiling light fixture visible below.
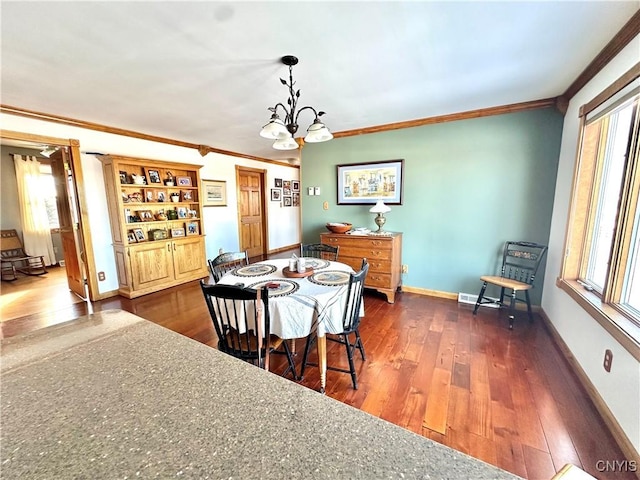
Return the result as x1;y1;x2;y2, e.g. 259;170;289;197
39;146;59;158
260;55;333;150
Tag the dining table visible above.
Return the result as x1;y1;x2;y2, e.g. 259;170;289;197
218;257;361;393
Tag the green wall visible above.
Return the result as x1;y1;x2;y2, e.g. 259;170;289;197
300;108;563;304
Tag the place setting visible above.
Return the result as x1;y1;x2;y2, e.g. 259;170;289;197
232;264;277;277
248;280;299;297
308;270;351;286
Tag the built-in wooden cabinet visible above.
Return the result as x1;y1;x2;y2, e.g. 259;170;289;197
100;155;208;298
320;232;402;303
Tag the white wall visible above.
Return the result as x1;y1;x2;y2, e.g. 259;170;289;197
1;113;300;295
542;34;640;454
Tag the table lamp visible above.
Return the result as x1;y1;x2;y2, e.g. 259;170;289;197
369;200;391;232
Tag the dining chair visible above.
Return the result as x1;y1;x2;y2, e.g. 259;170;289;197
208;251;249;283
301;243;339;261
300;259;369;390
200;280;297;378
472;241;548;329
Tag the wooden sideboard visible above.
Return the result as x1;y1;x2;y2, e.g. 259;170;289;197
320;232;402;303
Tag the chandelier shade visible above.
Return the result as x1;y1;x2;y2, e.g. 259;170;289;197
272;134;299;150
304;119;333;143
259;114;289;139
260;55;332;149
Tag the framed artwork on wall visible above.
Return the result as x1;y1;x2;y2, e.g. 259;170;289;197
202;179;227;207
337;159;404;205
271;189;281;201
283;196;292;207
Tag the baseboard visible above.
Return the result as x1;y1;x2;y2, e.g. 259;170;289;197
401;285;458;300
401;285;540;312
93;289;120;300
539;308;640;470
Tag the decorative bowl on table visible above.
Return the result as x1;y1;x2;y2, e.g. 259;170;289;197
325;222;352;234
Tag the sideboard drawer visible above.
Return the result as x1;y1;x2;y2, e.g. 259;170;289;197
339;246;392;261
367;271;392;289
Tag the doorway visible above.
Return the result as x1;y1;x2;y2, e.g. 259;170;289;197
236;166;268;258
0;130;97;324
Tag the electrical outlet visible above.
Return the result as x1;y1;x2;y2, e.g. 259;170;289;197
98;271;106;281
323;201;329;210
603;349;613;372
401;264;408;274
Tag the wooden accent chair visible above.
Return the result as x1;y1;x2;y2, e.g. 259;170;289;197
300;259;369;390
200;281;297;379
1;229;48;281
472;241;548;329
301;243;339;261
207;251;249;283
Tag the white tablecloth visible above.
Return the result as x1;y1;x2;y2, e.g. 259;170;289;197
217;258;360;339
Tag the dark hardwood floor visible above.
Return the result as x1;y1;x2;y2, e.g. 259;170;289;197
1;254;633;480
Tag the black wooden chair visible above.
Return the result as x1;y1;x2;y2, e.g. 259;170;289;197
300;259;369;390
200;281;297;378
472;241;548;329
1;229;47;281
207;251;249;283
301;243;339;261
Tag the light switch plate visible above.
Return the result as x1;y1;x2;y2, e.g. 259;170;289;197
314;187;321;195
308;187;314;195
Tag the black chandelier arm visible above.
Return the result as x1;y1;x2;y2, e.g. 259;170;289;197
269;102;292;121
294;105;323;125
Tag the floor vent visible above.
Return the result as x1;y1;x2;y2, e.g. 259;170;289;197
457;292;499;308
58;260;66;267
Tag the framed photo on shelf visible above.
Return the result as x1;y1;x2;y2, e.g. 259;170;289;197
270;189;281;201
202;179;227;207
176;176;192;187
132;228;146;242
283;196;292;207
127;231;137;243
137;210;154;221
171;227;185;238
145;168;162;184
119;171;129;184
177;207;188;219
144;190;154;203
274;178;283;188
292;180;300;192
156;190;167;203
181;190;193;202
337;159;404;205
185;222;199;236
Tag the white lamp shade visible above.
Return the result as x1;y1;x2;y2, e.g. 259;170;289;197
260;116;289;139
272;134;299;150
304;120;333;143
369;200;391;213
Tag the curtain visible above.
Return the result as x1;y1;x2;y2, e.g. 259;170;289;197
12;154;57;266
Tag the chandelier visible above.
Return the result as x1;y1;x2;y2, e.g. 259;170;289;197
259;55;333;150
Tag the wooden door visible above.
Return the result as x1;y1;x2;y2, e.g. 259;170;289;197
129;242;174;290
50;149;87;298
172;237;208;281
237;168;266;258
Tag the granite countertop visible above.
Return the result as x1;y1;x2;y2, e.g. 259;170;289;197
1;309;521;479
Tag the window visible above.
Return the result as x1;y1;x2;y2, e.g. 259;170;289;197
560;66;640;354
38;163;60;229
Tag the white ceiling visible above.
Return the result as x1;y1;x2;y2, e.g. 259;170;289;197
1;1;638;161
